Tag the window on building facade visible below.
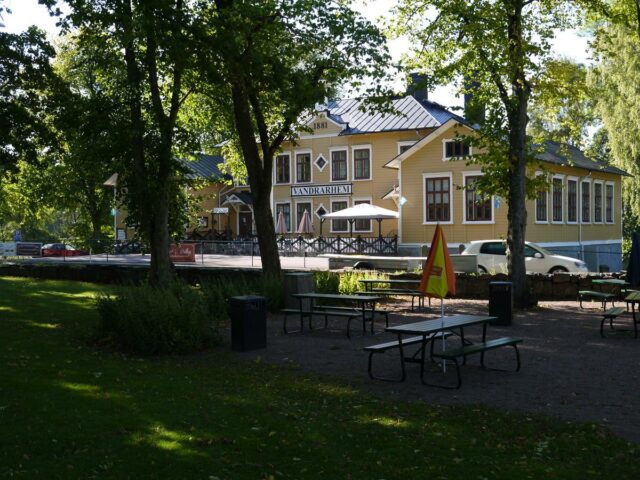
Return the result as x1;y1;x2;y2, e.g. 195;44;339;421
275;154;290;184
536;188;548;222
464;175;491;222
399;143;413;154
605;184;614;223
296;202;312;230
567;179;577;222
275;203;291;231
331;150;347;181
354;199;371;231
296;153;311;183
594;183;603;223
425;177;451;222
331;200;348;232
353;148;371;180
444;140;470;159
581;181;590;223
552;178;563;222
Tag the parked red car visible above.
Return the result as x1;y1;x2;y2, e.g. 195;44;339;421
41;243;88;257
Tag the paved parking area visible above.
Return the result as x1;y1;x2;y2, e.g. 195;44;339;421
18;253;329;270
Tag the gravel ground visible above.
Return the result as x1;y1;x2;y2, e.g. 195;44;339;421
234;298;640;443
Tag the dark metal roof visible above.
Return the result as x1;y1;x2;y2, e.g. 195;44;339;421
320;95;467;135
179;154;228;180
536;141;628;176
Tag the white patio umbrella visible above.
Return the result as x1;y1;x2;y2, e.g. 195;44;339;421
296;209;313;235
275;211;288;235
320;203;399;236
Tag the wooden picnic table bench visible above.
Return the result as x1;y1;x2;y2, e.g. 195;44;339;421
358;279;431;311
381;315;522;389
578;290;616;310
431;337;522;389
599;306;626;338
285;293;382;338
363;332;451;382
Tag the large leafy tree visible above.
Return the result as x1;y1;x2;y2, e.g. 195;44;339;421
590;0;640;253
47;0;202;286
200;0;391;278
0;23;58;172
392;0;600;307
529;59;596;149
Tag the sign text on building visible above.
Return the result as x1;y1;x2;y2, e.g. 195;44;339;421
291;183;352;197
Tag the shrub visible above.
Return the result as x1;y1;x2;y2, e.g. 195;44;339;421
200;275;283;321
313;271;340;294
96;281;221;355
337;270;389;295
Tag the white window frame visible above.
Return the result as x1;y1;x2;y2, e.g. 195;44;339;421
422;172;454;225
593;179;604;224
605;181;615;224
329;147;349;183
442;138;472;161
534;171;549;224
352;197;373;233
566;176;579;225
274;201;292;233
314;153;328;172
397;141;416;156
580;177;592;225
462;171;494;225
294;199;314;232
330;198;350;233
273;152;292;185
551;174;564;224
351;144;372;181
294;149;313;184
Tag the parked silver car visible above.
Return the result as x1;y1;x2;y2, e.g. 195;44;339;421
462;240;589;274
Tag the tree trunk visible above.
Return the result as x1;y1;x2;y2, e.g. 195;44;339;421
252;190;281;278
148;186;173;287
229;82;282;279
505;0;530;308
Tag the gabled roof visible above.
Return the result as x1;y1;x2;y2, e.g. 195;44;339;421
315;95;467;136
535;141;628;176
179;154;229;180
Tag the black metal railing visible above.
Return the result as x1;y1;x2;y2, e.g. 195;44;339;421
276;236;398;256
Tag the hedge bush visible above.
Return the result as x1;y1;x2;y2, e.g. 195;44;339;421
96;281;221;355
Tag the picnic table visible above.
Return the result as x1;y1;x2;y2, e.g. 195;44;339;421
284;292;382;338
365;315;522;388
359;279;430;311
624;291;640;338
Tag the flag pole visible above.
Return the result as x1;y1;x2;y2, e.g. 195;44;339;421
441;297;446;373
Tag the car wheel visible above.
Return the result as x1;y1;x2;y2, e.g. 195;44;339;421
549;266;568;274
478;266;488;274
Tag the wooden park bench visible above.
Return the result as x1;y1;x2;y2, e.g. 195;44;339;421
363;332;451;382
281;306;377;338
599;306;626;338
578;290;615;310
356;289;427;311
429;337;523;389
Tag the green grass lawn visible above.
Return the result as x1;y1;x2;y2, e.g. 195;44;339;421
1;277;638;479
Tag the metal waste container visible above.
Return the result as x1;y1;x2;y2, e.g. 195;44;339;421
489;281;513;326
230;295;266;352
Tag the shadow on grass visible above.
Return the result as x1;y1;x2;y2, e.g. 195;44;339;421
1;277;639;479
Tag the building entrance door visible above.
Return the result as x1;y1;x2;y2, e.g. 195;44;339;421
238;211;253;237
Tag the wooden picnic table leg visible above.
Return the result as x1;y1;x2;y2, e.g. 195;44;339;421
370;300;376;334
633;302;638;338
396;334;407;382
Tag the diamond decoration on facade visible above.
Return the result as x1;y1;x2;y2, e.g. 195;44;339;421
315;205;327;219
314;154;327;171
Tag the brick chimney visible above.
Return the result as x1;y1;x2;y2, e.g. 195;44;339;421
407;73;431;102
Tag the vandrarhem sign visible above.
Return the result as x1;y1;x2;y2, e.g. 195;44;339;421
291;183;352;197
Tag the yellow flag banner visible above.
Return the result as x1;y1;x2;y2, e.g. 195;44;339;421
419;225;457;299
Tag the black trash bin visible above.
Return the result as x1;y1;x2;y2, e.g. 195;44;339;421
489;281;513;326
230;295;266;352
